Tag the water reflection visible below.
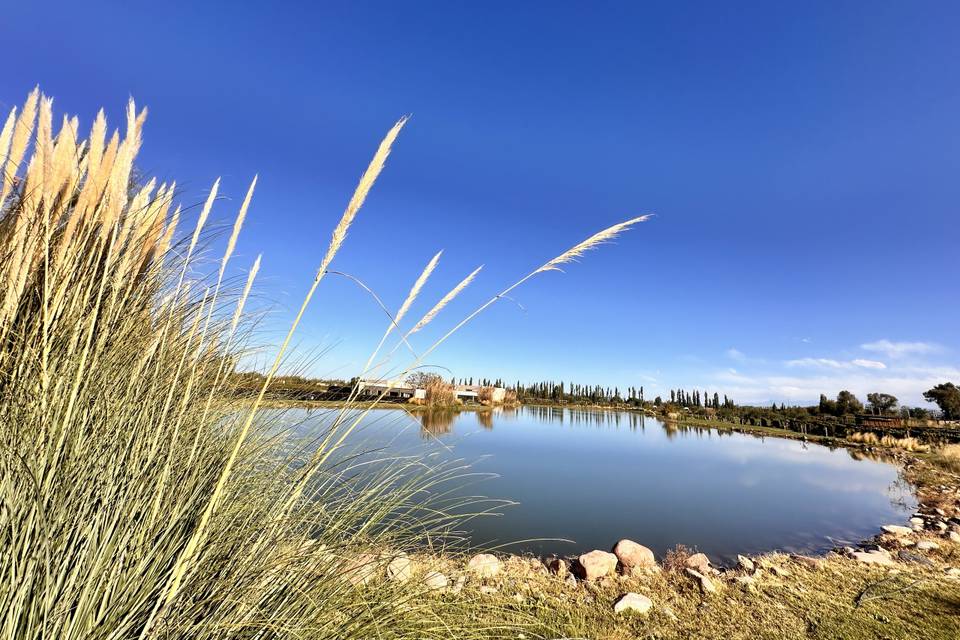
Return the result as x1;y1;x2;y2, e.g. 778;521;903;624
417;410;457;437
288;405;914;562
476;410;494;430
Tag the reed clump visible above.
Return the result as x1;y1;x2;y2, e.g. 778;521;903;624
0;89;648;639
932;443;960;473
848;431;880;445
424;376;456;407
0;90;498;640
848;432;929;452
879;434;928;452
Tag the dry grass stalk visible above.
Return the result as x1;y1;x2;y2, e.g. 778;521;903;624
316;117;407;279
408;264;483;336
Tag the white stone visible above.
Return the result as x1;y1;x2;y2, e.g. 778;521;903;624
614;592;653;615
343;554;378;587
916;540;940;551
386;554;413;582
466;553;502;578
881;524;913;536
737;555;755;573
852;551;896;566
422;571;448;590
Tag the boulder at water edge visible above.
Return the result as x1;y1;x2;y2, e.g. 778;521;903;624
612;539;656;574
685;552;712;574
882;524;913;536
467;553;502;578
578;550;619;580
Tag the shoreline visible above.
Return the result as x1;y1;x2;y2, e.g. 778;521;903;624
364;445;960;637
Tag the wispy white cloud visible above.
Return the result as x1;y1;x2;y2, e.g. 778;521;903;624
851;359;887;370
785;357;886;370
676;338;953;406
861;339;941;359
708;366;960;406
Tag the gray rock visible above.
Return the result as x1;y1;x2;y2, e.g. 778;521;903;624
916;540;940;551
613;592;653;615
737;555;755;573
897;550;933;565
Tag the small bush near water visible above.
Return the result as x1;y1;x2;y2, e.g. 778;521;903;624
0;90;646;639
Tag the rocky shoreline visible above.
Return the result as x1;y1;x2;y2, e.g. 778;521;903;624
344;446;960;628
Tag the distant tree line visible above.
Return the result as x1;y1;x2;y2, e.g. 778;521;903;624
228;370;960;423
501;378;960;425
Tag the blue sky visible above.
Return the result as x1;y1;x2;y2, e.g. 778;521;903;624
4;1;958;406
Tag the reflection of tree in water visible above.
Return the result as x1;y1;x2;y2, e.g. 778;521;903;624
521;405;650;431
477;410;494;430
418;410;457;437
847;448;898;464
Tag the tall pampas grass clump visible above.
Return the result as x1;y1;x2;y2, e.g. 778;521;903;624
0;89;648;639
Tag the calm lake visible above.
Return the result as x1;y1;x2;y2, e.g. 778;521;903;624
278;405;913;563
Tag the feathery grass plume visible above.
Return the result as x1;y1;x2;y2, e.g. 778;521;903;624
0;106;17;185
3;90;523;640
221;175;257;279
408;264;483;336
0;87;38;205
535;214;652;274
416;215;652;363
395;249;442;327
232;255;261;332
316;116;407;278
191;178;220;254
356;250;442;381
157;204;181;260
